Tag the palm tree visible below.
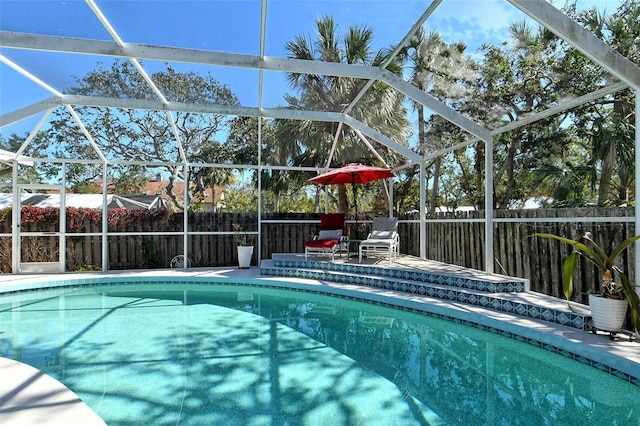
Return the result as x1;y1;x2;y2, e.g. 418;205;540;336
401;28;477;212
191;141;237;212
584;3;637;206
570;2;638;206
280;15;409;214
532;163;593;207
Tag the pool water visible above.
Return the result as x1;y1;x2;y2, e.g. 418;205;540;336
1;283;638;425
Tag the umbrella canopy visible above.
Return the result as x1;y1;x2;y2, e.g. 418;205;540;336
309;164;393;186
309;164;393;238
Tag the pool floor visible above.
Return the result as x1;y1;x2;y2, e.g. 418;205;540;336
2;289;440;425
2;282;640;425
1;263;640;425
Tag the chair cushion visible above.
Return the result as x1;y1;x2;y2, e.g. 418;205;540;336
370;230;395;239
361;239;394;247
305;239;339;248
318;229;342;240
371;217;398;232
320;214;345;230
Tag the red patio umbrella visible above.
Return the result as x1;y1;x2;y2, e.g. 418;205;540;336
309;164;393;236
309;164;393;186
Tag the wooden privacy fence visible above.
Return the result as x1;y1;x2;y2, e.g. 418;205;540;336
408;207;636;304
0;208;636;305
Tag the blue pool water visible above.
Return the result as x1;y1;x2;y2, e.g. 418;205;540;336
1;282;639;425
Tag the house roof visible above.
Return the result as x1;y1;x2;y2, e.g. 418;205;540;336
90;178;222;204
0;193;165;210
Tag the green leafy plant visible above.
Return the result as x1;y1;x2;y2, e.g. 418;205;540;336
232;223;253;246
76;264;102;272
531;231;640;332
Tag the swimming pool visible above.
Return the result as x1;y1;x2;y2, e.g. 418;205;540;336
1;282;639;425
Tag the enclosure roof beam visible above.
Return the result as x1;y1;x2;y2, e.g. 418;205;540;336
344;0;443;115
508;0;640;90
0;53;63;97
381;0;442;69
52;94;418;161
14;93;416;162
15;109;55;159
87;0;169;106
0;92;351;130
489;81;630;136
0;31;384;80
423;138;479;162
0;97;60;127
257;0;268;110
326;122;344;169
52;94;342;121
65;105;107;162
0;30;496;148
343;115;422;163
0;148;35;166
352;128;390;168
421;81;630;162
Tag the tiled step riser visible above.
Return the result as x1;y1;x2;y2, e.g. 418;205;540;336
261;266;588;331
272;259;526;293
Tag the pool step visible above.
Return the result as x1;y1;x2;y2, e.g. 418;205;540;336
260;257;589;331
270;255;527;293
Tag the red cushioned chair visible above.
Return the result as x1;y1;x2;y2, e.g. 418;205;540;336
304;213;347;261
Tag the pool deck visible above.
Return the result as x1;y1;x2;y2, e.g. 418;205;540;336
1;254;639;424
0;358;106;426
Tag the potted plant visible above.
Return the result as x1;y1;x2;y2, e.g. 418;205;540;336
531;231;640;333
233;223;254;269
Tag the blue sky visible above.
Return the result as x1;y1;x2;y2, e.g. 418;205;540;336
0;0;623;140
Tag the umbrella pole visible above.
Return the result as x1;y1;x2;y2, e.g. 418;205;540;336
323;185;328;213
352;182;358;239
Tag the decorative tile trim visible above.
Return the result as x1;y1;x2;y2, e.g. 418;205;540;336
272;258;527;293
260;265;588;331
287;291;637;387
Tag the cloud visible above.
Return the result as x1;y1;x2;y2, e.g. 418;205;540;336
426;0;525;52
427;0;621;54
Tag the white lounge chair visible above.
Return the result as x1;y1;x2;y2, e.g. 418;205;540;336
358;217;399;263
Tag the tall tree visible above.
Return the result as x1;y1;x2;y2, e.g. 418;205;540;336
566;0;639;206
401;28;478;212
30;60;240;209
280;15;409;214
471;22;576;208
225;116;307;213
190;141;238;212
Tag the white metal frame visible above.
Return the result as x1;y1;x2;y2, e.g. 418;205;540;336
14;183;65;273
0;0;639;275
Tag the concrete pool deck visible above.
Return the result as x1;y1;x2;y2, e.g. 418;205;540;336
1;255;639;424
0;358;106;426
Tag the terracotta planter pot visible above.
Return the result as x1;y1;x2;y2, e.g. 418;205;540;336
237;246;253;269
589;294;628;332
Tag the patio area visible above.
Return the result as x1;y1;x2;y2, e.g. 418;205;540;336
2;0;640;422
